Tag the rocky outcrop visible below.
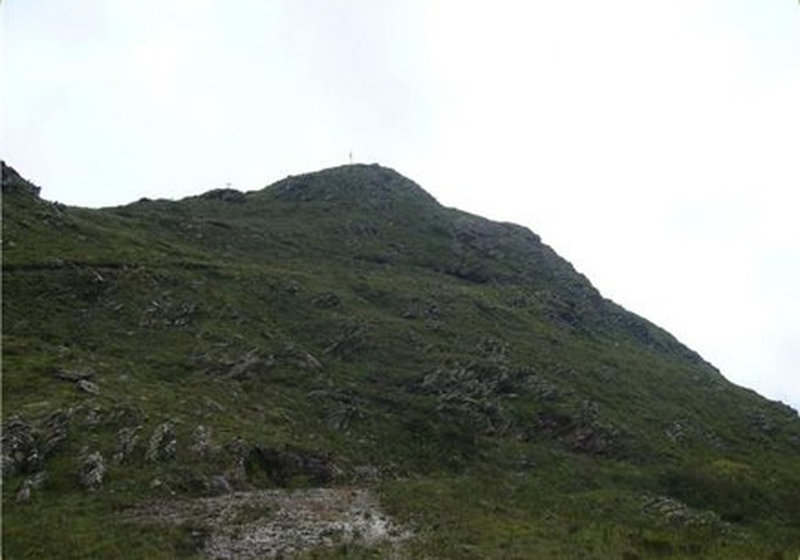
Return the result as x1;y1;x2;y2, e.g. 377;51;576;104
642;495;726;530
78;451;106;491
125;487;409;560
114;425;143;463
2;416;39;477
147;422;177;462
2;412;69;479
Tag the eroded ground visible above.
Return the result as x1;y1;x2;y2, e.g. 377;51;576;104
125;487;410;559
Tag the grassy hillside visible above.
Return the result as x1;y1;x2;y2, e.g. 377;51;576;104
2;161;798;559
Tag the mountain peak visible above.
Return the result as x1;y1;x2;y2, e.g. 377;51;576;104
263;164;440;209
3;161;799;558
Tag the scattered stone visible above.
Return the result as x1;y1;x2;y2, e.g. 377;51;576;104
78;451;106;491
642;495;725;530
203;397;227;414
75;379;100;395
568;423;619;455
54;369;95;383
524;373;559;401
125;487;410;560
666;420;689;443
227;350;276;380
749;410;776;433
85;406;103;427
403;300;440;320
313;292;340;309
353;465;380;482
209;475;233;495
190;425;217;457
225;437;250;487
16;471;48;503
147;422;177;462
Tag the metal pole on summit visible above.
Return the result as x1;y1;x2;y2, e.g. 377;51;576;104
349;150;353;164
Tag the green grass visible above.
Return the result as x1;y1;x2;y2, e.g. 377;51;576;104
3;162;799;558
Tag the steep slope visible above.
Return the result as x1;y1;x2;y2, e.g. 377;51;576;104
3;161;799;559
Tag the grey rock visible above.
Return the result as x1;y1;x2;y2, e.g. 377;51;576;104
226;437;250;486
54;369;95;382
666;420;689;443
75;379;100;395
209;475;233;495
113;425;142;464
203;396;226;413
190;424;216;457
642;495;725;529
1;416;39;477
353;465;380;482
313;292;341;309
78;451;106;490
15;471;48;503
228;350;276;380
85;406;102;427
147;422;177;462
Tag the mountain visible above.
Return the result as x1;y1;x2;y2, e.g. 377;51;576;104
2;161;799;559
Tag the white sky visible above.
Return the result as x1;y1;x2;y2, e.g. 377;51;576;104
2;1;799;410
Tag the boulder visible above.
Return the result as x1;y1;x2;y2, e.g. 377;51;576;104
78;451;106;491
147;422;177;462
113;425;142;463
75;379;100;395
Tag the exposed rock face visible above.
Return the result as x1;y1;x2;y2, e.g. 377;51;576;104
125;488;409;560
147;422;177;462
114;425;143;463
642;496;726;530
2;412;69;478
2;416;39;477
78;451;106;490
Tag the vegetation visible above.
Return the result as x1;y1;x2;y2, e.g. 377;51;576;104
2;161;798;558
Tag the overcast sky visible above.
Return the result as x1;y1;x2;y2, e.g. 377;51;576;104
2;1;799;410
